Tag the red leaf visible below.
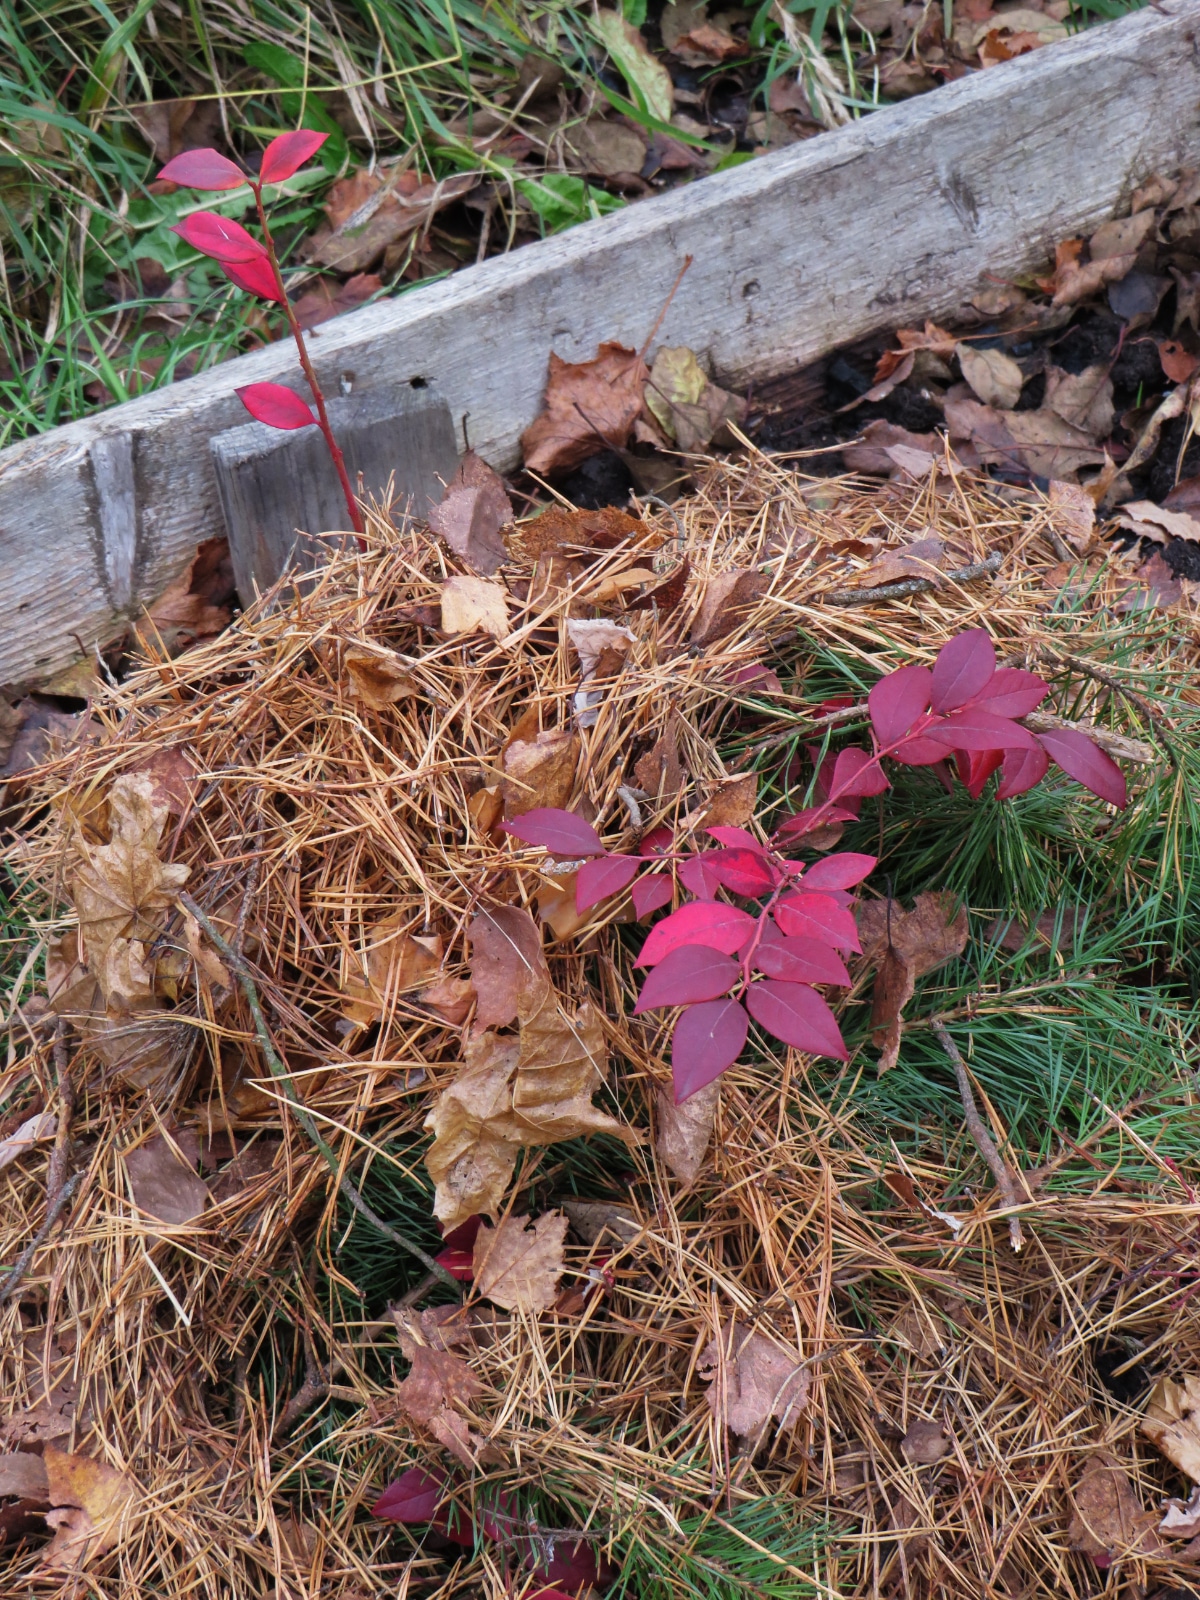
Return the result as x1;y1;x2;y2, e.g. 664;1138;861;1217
171;210;265;263
220;255;285;303
1035;727;1127;808
501;808;605;857
868;664;932;746
773;804;857;841
156;147;246;190
923;709;1040;752
752;929;850;985
638;826;674;856
434;1246;475;1280
236;382;317;430
679;855;723;900
890;734;951;765
439;1215;481;1250
801;851;876;890
638;902;757;967
632;874;674;919
671;998;749;1101
706;825;768;853
930;629;996;712
829;746;890;799
774;892;861;952
967;667;1049;718
957;748;1004;799
533;1541;611;1588
701;848;778;897
634;944;739;1012
373;1467;448;1522
259;129;329;185
995;742;1049;799
576;854;640;912
745;979;847;1059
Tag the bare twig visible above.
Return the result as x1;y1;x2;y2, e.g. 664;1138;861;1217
271;1339;328;1439
46;1022;75;1213
824;551;1002;606
931;1018;1025;1252
0;1171;82;1306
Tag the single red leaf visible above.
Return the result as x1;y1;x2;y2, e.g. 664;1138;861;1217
1035;727;1127;808
576;853;640;912
171;210;265;263
995;742;1049;799
745;978;848;1059
434;1246;475;1280
801;851;876;890
774;891;862;952
679;854;723;900
236;382;318;430
373;1467;448;1522
930;629;996;712
638;826;674;856
957;747;1004;799
220;255;285;303
967;667;1049;718
259;129;329;185
671;998;749;1101
868;664;933;746
533;1540;612;1588
923;709;1040;752
773;804;857;841
632;874;674;919
890;734;951;765
439;1215;482;1250
751;929;850;985
706;825;768;854
634;944;739;1012
701;847;778;897
501;808;605;857
156;147;246;190
829;746;890;799
638;902;757;967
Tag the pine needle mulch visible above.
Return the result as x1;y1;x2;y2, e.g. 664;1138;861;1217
3;448;1199;1600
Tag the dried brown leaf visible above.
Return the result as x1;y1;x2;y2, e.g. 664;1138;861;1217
125;1134;208;1227
520;342;648;476
0;1452;49;1500
306;169;476;272
699;774;757;828
957;344;1023;410
567;119;647;178
1142;1375;1200;1483
1047;479;1096;552
502;729;579;818
424;1030;524;1224
468;906;550;1029
427;452;513;576
633;710;686;799
472;1211;567;1312
902;1419;950;1464
561;1199;639;1246
0;1111;56;1172
440;576;510;641
512;991;611;1136
1043;363;1114;439
1067;1454;1164;1561
699;1321;810;1439
857;893;968;1073
40;1446;137;1573
644;347;746;452
341;919;444;1025
690;569;767;645
656;1078;717;1182
343;646;419;710
857;535;946;588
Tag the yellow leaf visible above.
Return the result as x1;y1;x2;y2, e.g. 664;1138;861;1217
441;576;510;641
41;1446;137;1573
472;1211;567;1312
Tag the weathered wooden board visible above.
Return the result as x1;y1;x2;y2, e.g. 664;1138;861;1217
2;0;1199;685
211;382;458;604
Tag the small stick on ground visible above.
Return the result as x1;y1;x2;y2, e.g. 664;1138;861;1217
46;1022;75;1212
825;550;1002;606
931;1018;1025;1252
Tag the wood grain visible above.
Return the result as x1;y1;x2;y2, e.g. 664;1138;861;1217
1;0;1198;684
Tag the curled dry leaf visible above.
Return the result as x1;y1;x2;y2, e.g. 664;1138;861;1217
1160;1485;1200;1539
502;729;579;818
520;342;649;476
1141;1374;1200;1483
40;1446;138;1574
699;1321;810;1440
472;1211;568;1312
0;1111;56;1171
427;451;513;576
341;918;444;1026
343;645;419;710
857;893;969;1073
1067;1454;1164;1563
568;619;636;727
440;576;510;641
656;1078;718;1183
125;1133;208;1227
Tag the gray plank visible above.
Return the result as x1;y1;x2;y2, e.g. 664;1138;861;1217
1;0;1198;684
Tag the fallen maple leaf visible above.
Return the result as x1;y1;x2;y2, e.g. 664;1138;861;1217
393;1311;484;1468
0;1111;57;1172
472;1211;567;1312
857;893;968;1072
1067;1454;1164;1564
502;729;579;818
468;906;550;1029
1142;1374;1200;1483
699;1321;810;1440
440;576;510;641
427;451;513;576
343;645;419;710
521;342;649;476
655;1078;717;1183
40;1446;137;1573
125;1133;208;1227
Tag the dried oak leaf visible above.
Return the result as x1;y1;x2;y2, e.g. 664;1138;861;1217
1142;1374;1200;1483
125;1133;208;1227
502;729;579;818
69;773;190;1012
656;1077;718;1183
342;919;444;1026
857;893;968;1073
468;906;550;1029
427;452;513;576
40;1446;138;1573
0;1111;56;1172
343;645;418;710
512;991;612;1136
472;1211;568;1312
699;1321;810;1440
1067;1454;1164;1562
521;342;649;476
440;576;510;641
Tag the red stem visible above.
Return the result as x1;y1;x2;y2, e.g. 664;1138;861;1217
252;183;365;545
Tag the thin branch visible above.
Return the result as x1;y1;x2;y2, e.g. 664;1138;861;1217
931;1018;1025;1252
824;551;1002;606
179;892;461;1294
46;1023;75;1213
0;1172;82;1306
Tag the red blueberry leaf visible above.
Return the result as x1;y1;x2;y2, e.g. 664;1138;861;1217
576;853;640;912
632;874;674;919
171;210;265;263
774;891;862;952
923;709;1040;752
868;664;933;746
829;746;891;799
679;854;724;900
930;629;996;712
773;804;857;842
434;1245;476;1279
236;382;318;430
259;128;329;185
702;847;778;897
634;944;739;1012
638;902;757;966
1035;727;1127;808
671;998;749;1101
957;748;1004;799
373;1467;449;1522
638;826;674;856
967;668;1049;718
995;741;1049;799
533;1540;612;1588
156;147;246;190
801;852;877;891
706;825;768;854
220;255;285;302
752;929;851;985
891;733;952;765
501;808;605;857
745;978;848;1059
